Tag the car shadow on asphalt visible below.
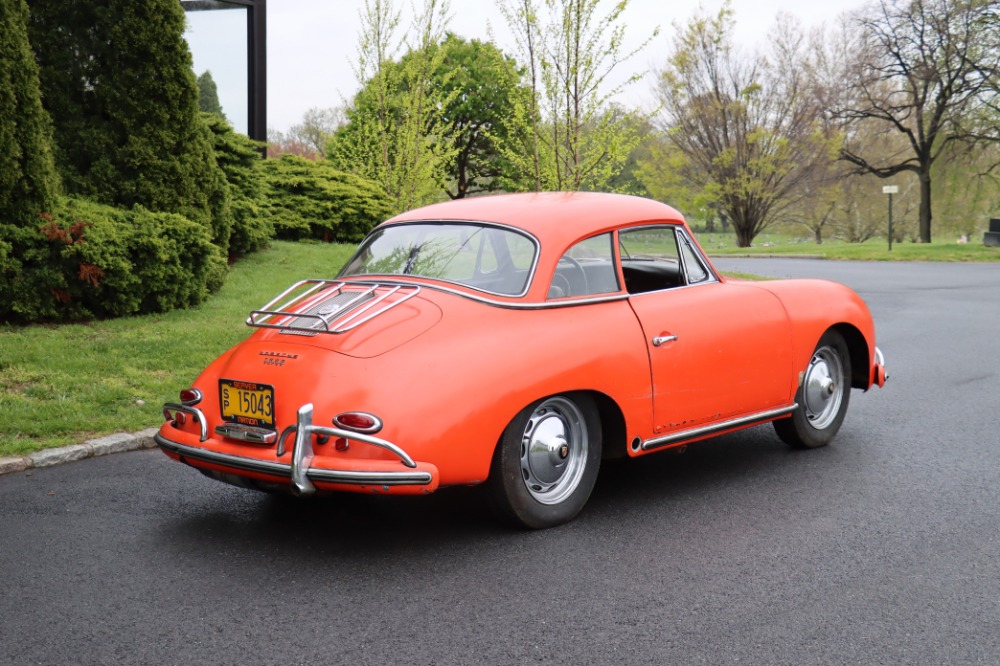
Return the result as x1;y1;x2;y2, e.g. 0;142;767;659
152;422;839;562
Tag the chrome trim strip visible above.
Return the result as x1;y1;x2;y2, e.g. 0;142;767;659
162;403;208;442
676;227;721;284
641;404;798;451
341;277;631;310
154;434;434;487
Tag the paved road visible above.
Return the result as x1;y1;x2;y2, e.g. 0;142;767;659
2;259;999;665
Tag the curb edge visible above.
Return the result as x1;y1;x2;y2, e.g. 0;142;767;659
0;428;160;477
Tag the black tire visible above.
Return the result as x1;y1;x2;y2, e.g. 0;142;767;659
487;393;602;529
774;329;851;449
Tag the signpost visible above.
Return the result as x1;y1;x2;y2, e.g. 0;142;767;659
882;185;898;251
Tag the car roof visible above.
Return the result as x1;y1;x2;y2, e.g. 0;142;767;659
385;192;687;246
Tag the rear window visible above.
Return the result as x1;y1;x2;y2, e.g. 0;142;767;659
339;222;538;297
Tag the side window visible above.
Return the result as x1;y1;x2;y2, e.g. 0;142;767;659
619;227;684;294
678;231;713;284
548;233;619;299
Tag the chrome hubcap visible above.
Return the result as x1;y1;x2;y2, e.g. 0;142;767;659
520;397;588;505
803;346;845;430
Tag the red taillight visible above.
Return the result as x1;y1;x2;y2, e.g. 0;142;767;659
333;412;382;434
179;388;203;406
334;437;349;452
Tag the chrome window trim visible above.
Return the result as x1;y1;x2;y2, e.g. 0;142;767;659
339;220;541;299
339;276;630;310
675;227;719;285
617;224;719;296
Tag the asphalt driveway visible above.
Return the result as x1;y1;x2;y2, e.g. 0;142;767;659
2;258;998;665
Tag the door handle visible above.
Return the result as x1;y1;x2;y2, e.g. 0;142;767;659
652;335;678;347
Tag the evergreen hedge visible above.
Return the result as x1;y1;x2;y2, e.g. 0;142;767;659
203;114;274;257
262;155;393;243
0;198;226;323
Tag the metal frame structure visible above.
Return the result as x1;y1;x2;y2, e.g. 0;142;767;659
180;0;266;145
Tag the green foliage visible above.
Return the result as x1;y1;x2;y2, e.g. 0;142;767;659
0;0;59;228
327;0;455;214
432;34;526;198
262;155;393;243
27;0;232;252
197;70;225;118
0;197;226;324
336;32;525;201
497;0;656;192
202;113;274;257
637;134;715;214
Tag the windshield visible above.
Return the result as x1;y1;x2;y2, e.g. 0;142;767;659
339;222;538;297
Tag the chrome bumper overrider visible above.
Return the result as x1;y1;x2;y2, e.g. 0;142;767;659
156;403;433;494
875;346;889;381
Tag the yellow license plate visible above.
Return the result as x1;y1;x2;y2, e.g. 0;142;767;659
219;380;275;428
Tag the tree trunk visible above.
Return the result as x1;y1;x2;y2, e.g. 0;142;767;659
735;225;753;247
815;227;823;244
919;168;932;243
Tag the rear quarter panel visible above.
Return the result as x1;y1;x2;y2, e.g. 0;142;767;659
356;294;653;485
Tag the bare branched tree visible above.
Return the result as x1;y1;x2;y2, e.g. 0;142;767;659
834;0;1000;243
655;6;837;247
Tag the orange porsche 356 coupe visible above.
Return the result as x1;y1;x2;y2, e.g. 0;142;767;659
156;193;887;528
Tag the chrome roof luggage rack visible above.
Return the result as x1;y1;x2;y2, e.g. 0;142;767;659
247;280;421;335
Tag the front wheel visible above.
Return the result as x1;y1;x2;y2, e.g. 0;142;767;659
487;394;602;529
774;330;851;449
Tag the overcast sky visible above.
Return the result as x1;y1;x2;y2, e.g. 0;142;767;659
184;0;866;135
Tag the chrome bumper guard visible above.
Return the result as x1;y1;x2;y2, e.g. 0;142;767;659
162;403;208;441
875;346;889;381
156;402;432;494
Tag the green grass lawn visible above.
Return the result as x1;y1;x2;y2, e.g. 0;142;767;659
0;241;355;457
705;235;1000;262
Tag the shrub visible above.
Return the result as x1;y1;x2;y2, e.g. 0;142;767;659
262;155;392;243
203;113;274;257
0;197;226;323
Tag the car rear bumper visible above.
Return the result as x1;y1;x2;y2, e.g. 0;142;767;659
156;403;438;495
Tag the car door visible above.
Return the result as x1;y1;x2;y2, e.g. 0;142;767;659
620;226;793;438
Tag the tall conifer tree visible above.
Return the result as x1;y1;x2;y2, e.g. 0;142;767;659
28;0;231;250
0;0;58;227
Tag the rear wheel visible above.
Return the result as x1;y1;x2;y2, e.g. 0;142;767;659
774;330;851;449
487;394;601;529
